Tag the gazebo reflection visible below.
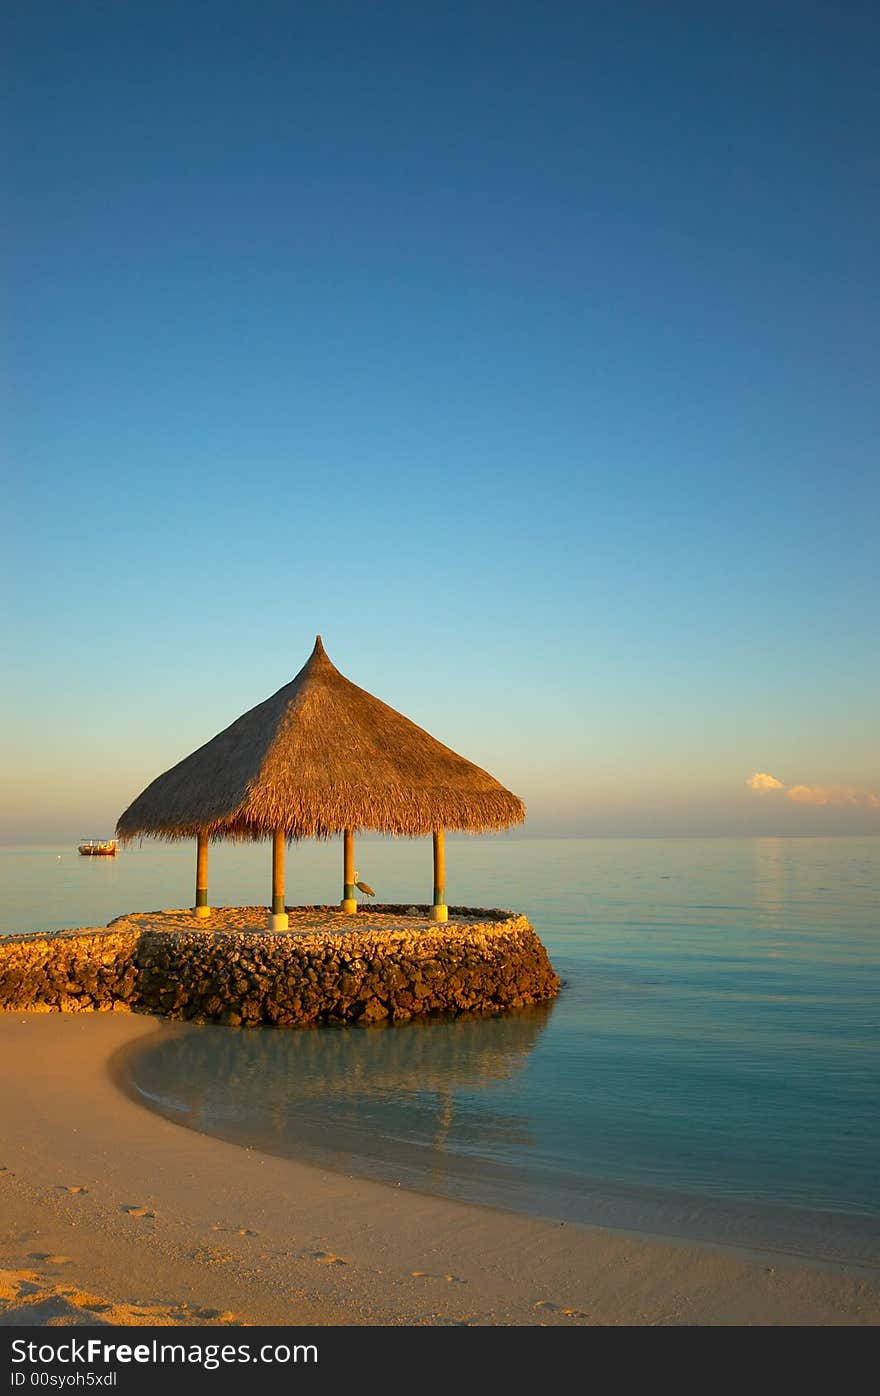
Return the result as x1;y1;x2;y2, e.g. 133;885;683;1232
122;1002;554;1167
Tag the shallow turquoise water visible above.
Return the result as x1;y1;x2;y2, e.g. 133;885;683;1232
2;837;878;1263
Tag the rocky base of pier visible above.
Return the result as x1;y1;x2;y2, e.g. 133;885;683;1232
0;906;561;1027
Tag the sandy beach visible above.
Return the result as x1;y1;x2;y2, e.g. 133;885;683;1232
0;1012;877;1327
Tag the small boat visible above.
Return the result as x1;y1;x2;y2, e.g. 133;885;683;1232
78;838;119;857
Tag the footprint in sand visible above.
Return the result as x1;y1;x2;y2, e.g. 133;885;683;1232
188;1247;233;1266
533;1300;588;1318
27;1254;73;1267
410;1271;467;1284
0;1270;42;1301
121;1205;156;1219
59;1185;88;1194
301;1249;347;1265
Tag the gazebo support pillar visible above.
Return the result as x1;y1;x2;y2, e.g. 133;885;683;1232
341;829;357;913
268;828;288;931
431;828;448;922
194;832;210;918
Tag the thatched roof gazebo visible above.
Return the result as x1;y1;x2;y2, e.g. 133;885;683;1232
117;636;525;929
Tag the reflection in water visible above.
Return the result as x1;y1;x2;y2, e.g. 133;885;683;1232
121;1005;552;1186
752;838;787;932
120;986;880;1267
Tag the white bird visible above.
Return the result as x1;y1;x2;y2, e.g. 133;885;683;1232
352;871;375;898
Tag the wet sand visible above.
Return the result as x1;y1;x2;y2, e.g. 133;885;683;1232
0;1013;878;1326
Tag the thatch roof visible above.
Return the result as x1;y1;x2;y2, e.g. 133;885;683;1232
116;637;525;842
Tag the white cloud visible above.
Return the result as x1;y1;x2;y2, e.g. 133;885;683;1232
746;771;785;793
786;784;880;809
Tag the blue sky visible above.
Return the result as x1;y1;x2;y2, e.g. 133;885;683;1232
3;1;878;841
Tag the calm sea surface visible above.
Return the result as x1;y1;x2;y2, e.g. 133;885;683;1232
2;837;878;1265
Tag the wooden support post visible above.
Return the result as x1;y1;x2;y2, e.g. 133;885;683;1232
194;832;210;918
431;828;448;921
342;829;357;913
268;827;288;930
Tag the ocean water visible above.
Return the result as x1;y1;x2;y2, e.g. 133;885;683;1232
2;836;879;1266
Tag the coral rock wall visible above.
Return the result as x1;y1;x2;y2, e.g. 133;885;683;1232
0;907;560;1028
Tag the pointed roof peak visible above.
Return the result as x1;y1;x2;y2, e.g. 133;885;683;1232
305;633;333;669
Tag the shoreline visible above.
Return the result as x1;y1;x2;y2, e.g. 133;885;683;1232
1;1013;878;1325
116;1018;880;1277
